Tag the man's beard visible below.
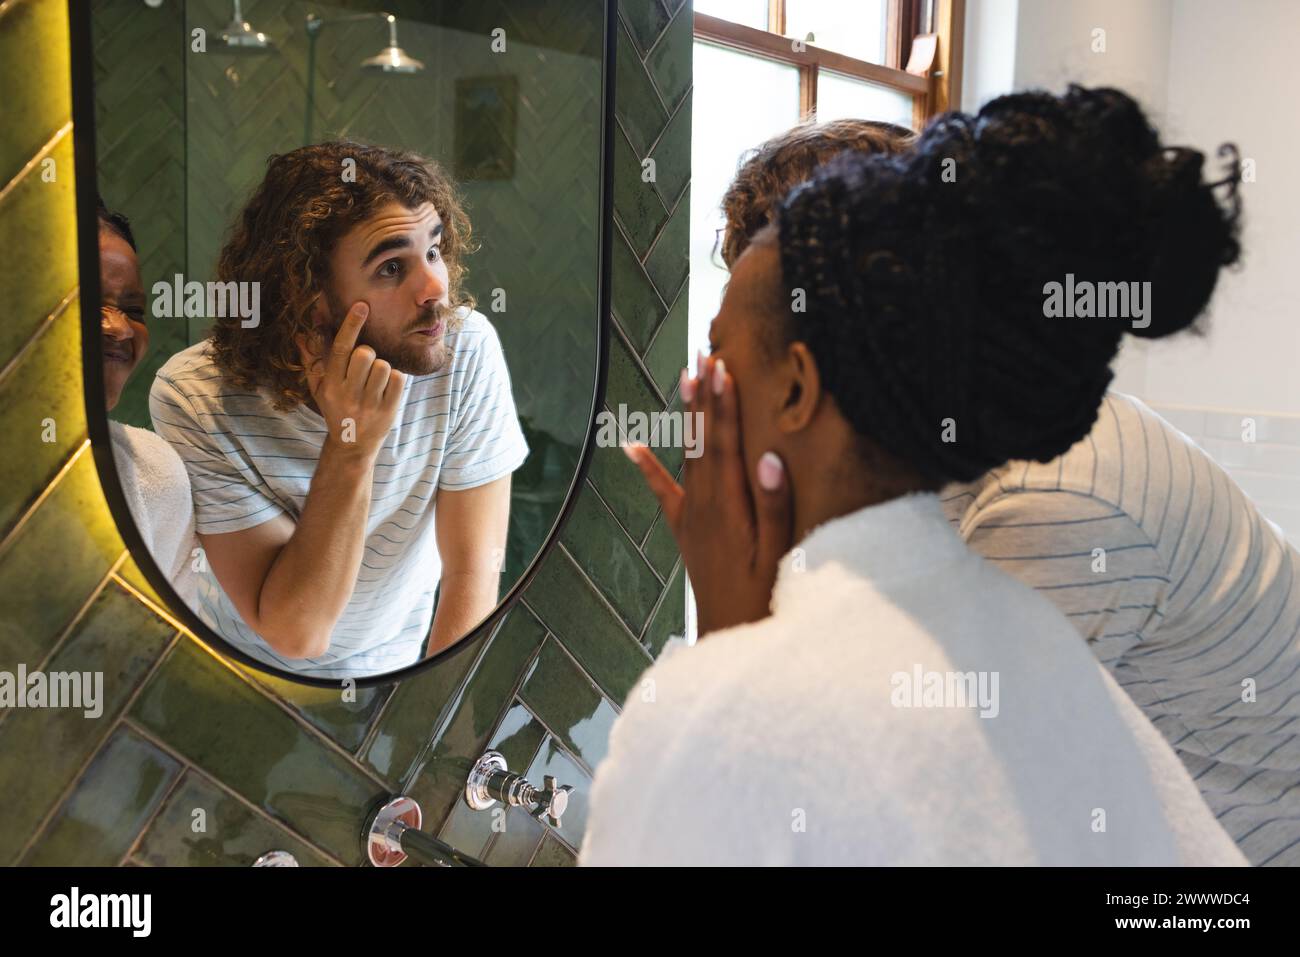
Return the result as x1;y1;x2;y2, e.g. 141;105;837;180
325;291;453;376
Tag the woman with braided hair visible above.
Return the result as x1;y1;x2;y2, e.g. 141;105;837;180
582;87;1249;866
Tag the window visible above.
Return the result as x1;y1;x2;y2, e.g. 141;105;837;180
689;0;965;357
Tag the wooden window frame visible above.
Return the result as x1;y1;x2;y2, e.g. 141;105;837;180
694;0;964;129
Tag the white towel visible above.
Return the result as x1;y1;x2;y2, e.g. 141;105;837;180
109;421;200;607
580;493;1246;866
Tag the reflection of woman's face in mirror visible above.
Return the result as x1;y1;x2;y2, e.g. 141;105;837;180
313;201;454;379
100;226;148;411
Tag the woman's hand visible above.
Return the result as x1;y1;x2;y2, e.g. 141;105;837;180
624;353;793;637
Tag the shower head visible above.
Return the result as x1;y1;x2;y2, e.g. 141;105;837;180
361;15;424;73
220;0;274;51
360;45;424;73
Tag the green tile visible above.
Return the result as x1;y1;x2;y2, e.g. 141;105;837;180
22;726;181;866
607;331;665;431
130;640;386;865
560;484;660;633
647;0;693;113
618;0;672;57
437;795;495;860
485;806;545;866
520;638;619;770
644;283;689;399
643;562;686;657
249;669;390;755
605;333;685;479
133;770;333;867
522;546;653;705
489;702;548;773
358;638;482;783
645;188;691;301
0;135;79;373
0;581;176;864
642;509;679;580
614;19;669;158
650;90;692;209
405;608;547;830
116;555;164;608
657;387;689;479
586;443;661;544
614;124;669;258
0;449;124;668
525;737;591;845
611;237;666;353
0;0;71;188
435;701;547;862
0;295;88;534
531;831;578;867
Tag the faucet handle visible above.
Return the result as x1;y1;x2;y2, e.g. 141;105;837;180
465;751;575;828
531;774;575;828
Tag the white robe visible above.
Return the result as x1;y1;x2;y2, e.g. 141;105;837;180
109;421;200;607
580;493;1246;866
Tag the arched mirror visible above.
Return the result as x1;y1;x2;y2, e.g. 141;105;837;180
70;0;615;685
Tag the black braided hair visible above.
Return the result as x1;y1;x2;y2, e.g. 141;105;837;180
774;85;1242;484
96;196;137;251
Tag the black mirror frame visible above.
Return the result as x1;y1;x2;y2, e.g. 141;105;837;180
68;0;617;689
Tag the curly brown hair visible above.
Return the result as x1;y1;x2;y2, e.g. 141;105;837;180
719;118;915;269
210;140;476;411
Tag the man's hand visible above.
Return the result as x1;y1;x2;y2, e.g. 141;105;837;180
624;354;793;636
297;301;405;461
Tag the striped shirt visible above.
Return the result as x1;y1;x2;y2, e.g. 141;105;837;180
942;392;1300;865
149;310;528;678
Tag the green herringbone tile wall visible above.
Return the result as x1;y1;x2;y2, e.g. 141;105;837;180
0;0;689;867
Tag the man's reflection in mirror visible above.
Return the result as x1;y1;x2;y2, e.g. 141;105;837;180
99;200;201;605
148;142;528;679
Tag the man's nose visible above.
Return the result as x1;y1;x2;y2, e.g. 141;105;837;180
415;260;448;304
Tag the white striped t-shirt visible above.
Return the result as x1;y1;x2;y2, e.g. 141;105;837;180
943;392;1300;865
149;309;528;679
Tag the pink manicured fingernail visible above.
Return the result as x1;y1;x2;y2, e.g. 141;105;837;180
712;358;726;395
680;367;696;403
697;349;706;377
757;451;784;491
622;443;641;461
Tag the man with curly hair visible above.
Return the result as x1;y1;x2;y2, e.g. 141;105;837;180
150;141;528;678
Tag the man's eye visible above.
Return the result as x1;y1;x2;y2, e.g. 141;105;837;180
379;260;401;278
428;245;441;262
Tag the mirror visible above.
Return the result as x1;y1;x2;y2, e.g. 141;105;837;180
72;0;614;684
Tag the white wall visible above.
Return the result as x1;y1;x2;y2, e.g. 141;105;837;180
1012;0;1172;114
961;0;1018;114
1151;0;1300;415
962;0;1171;113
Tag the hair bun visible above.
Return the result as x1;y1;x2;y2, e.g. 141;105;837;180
1131;142;1243;339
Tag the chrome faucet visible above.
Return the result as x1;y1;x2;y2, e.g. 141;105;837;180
465;750;574;828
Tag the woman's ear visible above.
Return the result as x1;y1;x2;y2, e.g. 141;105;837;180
776;340;821;433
